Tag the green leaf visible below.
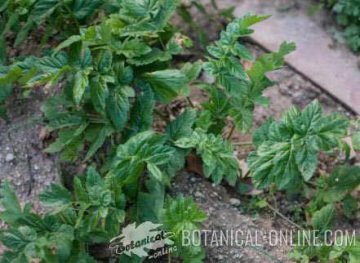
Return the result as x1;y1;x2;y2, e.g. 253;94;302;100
181;61;203;82
343;195;358;218
39;184;72;208
175;129;240;185
126;88;155;137
113;39;152;58
352;119;360;151
248;101;349;189
2;226;37;250
143;69;188;102
136;178;165;222
164;196;207;263
73;71;89;104
86;166;103;189
147;163;163;182
90;78;109;112
322;165;360;203
0;181;22;225
109;131;174;185
44;124;88;154
55;35;82;53
248;41;296;89
71;0;103;20
166;109;196;141
106;86;133;131
127;48;172;66
84;125;114;161
311;204;335;233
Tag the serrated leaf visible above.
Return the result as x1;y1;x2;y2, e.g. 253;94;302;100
0;181;22;225
113;39;152;58
44;124;88;154
73;71;89;104
39;184;72;208
163;196;206;262
106;86;133;131
166;108;196;141
181;61;202;82
109;131;174;185
90;79;109;112
84;125;114;161
322;165;360;203
71;0;103;20
126;88;155;137
175;129;240;185
312;204;335;233
143;69;188;102
248;100;349;189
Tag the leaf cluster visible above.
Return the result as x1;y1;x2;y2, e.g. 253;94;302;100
332;0;360;52
248;100;349;190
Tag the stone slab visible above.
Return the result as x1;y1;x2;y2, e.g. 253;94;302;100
221;0;360;114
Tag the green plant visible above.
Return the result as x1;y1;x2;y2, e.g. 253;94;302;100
177;0;235;49
202;16;295;133
7;1;360;263
0;168;207;262
352;119;360;150
0;0;121;62
248;100;349;191
306;165;360;219
333;0;360;52
0;0;122;119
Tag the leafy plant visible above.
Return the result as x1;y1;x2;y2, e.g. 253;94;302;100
0;0;120;62
175;128;240;185
202;15;295;133
306;165;360;220
352;119;360;150
177;0;235;49
332;0;360;52
248;100;349;190
0;0;312;262
163;196;207;263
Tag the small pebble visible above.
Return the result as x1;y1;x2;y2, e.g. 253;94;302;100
229;198;241;207
190;177;197;183
34;164;39;170
5;153;15;162
194;191;204;198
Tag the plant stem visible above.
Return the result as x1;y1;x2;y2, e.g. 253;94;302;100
266;203;304;230
227;123;235;140
186;96;195;108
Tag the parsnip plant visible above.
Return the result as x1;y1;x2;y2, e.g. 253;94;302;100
1;0;358;262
